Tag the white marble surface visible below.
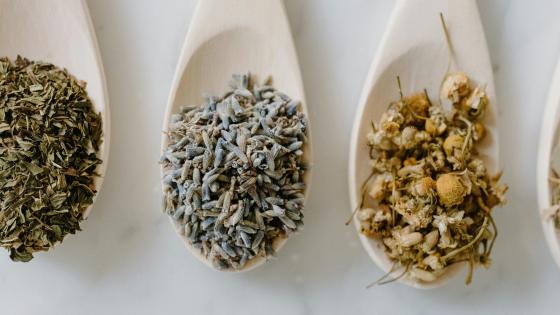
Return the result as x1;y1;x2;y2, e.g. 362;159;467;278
1;0;559;314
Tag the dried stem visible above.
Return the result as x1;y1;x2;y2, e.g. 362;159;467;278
346;207;361;226
346;169;376;226
458;116;473;160
397;76;404;100
367;263;409;288
440;12;456;70
442;216;489;262
485;214;498;258
465;256;475;285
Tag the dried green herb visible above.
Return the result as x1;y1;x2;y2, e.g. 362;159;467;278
0;56;102;262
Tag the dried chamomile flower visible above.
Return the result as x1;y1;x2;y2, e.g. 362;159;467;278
422;230;439;252
472;122;486;141
436;174;466;207
461;87;488;118
405;92;430;117
441;72;471;103
410;177;436;197
425;105;447;136
368;173;393;201
443;134;464;157
423;254;444;270
357;72;507;285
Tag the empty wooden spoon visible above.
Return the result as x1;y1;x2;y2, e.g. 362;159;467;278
348;0;498;288
0;0;110;219
161;0;309;272
537;57;560;269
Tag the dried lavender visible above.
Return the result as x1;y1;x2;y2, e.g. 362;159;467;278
161;74;308;270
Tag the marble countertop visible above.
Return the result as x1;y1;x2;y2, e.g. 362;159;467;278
1;0;559;314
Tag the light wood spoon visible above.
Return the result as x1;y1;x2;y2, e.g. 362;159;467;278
0;0;110;220
537;57;560;270
161;0;309;272
349;0;498;288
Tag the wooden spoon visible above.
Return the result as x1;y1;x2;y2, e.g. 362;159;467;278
161;0;309;272
537;58;560;270
0;0;110;219
348;0;498;288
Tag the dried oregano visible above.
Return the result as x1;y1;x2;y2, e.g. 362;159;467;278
0;56;103;262
161;74;308;270
357;73;507;284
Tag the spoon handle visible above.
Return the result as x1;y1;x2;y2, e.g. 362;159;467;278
190;0;286;40
386;0;486;72
174;0;294;82
537;55;560;270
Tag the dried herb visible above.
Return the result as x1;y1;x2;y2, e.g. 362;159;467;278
0;56;103;262
161;74;308;270
357;72;507;284
546;145;560;227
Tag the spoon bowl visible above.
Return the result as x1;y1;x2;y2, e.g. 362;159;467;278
537;58;560;269
162;0;309;272
349;0;498;288
0;0;110;220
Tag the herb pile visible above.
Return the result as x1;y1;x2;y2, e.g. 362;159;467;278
547;146;560;227
0;56;103;262
357;72;507;284
161;74;308;270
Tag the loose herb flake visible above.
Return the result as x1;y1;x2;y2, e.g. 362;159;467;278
0;56;103;262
